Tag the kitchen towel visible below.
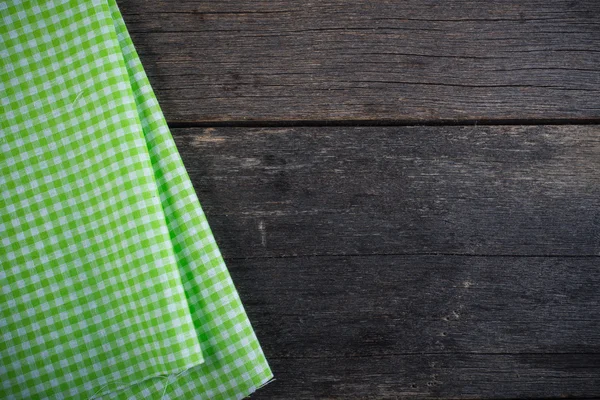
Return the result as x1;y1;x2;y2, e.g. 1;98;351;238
0;0;272;399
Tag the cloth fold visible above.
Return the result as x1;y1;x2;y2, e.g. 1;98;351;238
1;0;272;398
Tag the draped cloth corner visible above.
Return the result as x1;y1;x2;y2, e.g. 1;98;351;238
0;0;272;398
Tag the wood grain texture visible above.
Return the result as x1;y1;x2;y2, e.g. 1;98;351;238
169;125;600;398
119;0;600;122
229;255;600;398
172;125;600;258
235;255;600;358
259;353;600;399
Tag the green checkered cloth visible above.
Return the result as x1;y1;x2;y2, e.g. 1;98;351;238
0;0;272;399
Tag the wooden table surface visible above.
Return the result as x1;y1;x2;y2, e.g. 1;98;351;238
120;1;600;398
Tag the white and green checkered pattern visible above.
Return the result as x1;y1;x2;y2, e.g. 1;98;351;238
0;0;272;399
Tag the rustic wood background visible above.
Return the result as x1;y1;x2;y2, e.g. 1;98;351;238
120;1;600;398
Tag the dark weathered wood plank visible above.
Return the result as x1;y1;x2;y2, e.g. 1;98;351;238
233;255;600;359
228;255;600;399
257;354;600;399
175;125;600;397
172;125;600;257
119;0;600;122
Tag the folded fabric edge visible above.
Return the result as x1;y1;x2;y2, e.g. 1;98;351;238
105;1;274;398
75;2;211;399
81;2;210;396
